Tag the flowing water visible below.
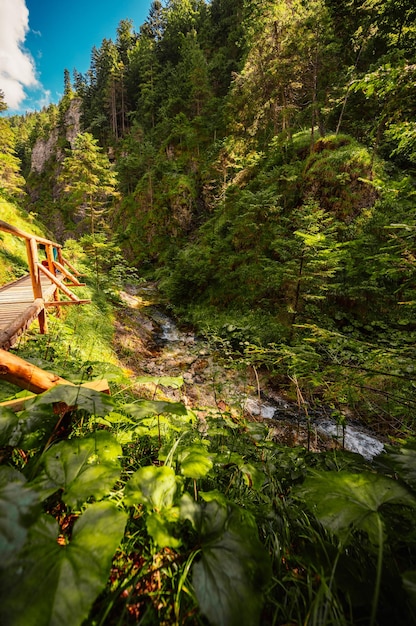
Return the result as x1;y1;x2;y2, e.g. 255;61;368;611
118;287;385;461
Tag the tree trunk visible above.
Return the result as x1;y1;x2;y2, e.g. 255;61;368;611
0;348;72;393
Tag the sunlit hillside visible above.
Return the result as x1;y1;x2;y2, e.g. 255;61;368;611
0;198;50;285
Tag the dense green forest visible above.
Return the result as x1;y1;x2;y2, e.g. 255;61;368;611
2;1;416;624
5;0;416;428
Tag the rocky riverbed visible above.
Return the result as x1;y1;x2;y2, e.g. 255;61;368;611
113;284;384;460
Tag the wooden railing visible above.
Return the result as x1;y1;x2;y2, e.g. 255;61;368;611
0;221;109;400
0;219;90;335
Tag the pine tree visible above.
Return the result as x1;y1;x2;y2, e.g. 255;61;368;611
58;132;119;234
281;199;344;339
0;91;25;197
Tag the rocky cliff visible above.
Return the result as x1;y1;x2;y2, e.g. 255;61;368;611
30;98;82;174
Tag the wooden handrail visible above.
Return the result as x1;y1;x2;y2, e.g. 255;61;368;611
60;255;82;277
0;219;62;248
0;219;90;343
45;300;91;307
0;220;82;280
37;263;79;302
52;260;85;286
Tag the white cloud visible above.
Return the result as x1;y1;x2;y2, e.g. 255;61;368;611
0;0;41;109
34;88;51;110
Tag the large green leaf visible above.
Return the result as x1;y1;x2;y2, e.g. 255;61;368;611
124;466;182;547
382;446;416;491
295;471;416;544
124;465;180;510
146;511;182;548
0;467;40;567
180;492;204;528
135;375;184;388
0;406;22;446
179;445;214;479
124;399;188;419
0;501;127;626
102;411;136;425
23;384;114;417
7;404;64;450
244;421;269;441
237;461;265;490
215;451;246;466
215;451;265;490
10;386;115;450
191;500;271;626
200;490;228;508
39;431;122;507
215;451;265;489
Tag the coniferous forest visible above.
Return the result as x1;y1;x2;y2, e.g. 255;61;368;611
2;1;416;625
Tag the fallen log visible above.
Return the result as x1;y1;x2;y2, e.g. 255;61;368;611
0;347;74;393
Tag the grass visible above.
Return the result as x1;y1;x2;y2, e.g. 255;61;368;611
0;196;54;285
0;282;127;403
1;198;416;625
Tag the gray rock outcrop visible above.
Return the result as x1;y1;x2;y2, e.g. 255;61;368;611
30;98;82;174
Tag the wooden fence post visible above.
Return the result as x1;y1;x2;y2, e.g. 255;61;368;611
45;244;55;275
27;237;47;334
46;244;61;315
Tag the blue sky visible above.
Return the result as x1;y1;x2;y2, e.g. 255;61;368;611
0;0;153;115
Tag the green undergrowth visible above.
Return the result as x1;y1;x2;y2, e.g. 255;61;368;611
162;298;416;438
157;132;416;437
1;275;416;625
1;231;416;625
0;277;416;626
1;371;416;626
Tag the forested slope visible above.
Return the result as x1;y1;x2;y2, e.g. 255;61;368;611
2;3;416;625
5;0;416;430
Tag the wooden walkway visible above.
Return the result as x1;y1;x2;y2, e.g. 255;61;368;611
0;273;58;349
0;221;110;406
0;220;89;350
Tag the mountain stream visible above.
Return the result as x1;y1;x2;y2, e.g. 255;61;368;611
115;286;384;461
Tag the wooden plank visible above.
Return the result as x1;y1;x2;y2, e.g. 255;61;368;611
0;298;45;349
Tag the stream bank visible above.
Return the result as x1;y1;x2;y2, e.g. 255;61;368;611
114;285;384;460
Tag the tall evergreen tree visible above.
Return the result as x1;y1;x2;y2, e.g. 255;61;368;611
0;91;25;197
58;132;118;234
